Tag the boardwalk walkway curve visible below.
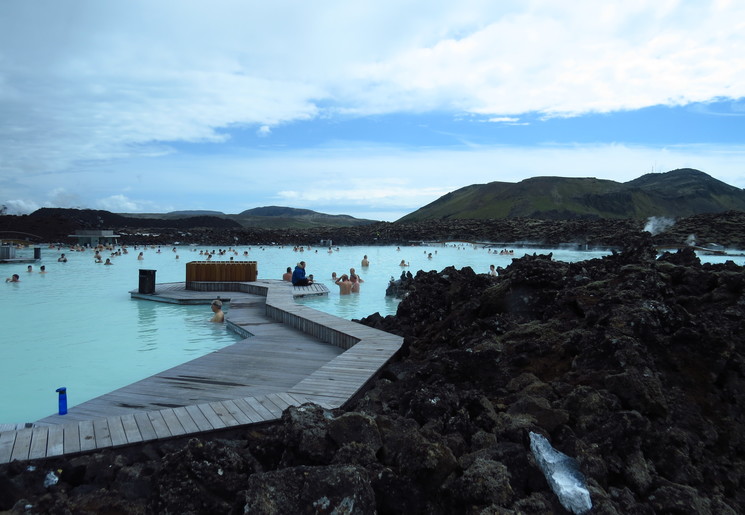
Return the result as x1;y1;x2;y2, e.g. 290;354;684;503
0;279;403;464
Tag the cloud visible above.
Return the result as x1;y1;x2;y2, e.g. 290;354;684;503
94;194;160;213
351;1;745;116
277;185;451;210
3;199;41;215
2;1;744;175
257;125;272;137
47;188;84;209
487;117;520;123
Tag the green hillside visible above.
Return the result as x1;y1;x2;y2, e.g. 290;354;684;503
398;169;745;221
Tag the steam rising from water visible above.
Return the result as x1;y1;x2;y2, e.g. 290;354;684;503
643;216;675;236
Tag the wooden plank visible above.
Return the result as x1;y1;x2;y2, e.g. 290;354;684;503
172;407;201;433
231;398;264;423
1;432;18;463
47;425;65;457
160;409;186;437
63;423;81;454
134;412;158;441
265;393;291;412
283;392;311;406
120;413;143;443
79;420;96;451
107;417;128;447
10;428;33;461
147;411;172;439
243;396;277;421
93;419;113;449
185;404;214;432
220;400;253;425
209;401;240;427
197;404;227;430
28;426;49;460
256;395;285;417
273;392;303;409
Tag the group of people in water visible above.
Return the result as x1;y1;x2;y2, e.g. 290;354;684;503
283;254;371;295
5;264;47;282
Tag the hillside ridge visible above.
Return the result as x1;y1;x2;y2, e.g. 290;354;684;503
399;168;745;221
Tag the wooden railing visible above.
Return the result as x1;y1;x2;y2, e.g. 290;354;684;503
185;261;257;287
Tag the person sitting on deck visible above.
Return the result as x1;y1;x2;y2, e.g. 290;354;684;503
210;299;224;323
292;261;313;286
282;266;292;281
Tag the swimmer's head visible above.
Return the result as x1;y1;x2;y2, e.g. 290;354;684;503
211;299;222;308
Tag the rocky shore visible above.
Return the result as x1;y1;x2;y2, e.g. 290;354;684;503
1;231;743;513
2;209;745;249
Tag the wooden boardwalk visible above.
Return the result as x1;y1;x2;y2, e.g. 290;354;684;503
0;279;401;464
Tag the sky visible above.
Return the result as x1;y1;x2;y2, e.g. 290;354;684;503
1;1;744;222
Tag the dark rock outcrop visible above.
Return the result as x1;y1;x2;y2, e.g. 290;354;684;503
3;208;745;249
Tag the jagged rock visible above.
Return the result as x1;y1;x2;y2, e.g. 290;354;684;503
242;464;376;514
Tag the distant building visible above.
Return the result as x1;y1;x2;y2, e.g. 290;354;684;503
68;230;120;247
0;245;41;263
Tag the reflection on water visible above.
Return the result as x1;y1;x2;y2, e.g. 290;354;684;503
135;298;159;351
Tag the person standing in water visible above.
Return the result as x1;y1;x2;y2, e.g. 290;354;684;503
349;267;364;293
335;274;353;295
210;299;224;323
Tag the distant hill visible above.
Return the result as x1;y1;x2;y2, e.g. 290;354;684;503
30;208;241;230
398;169;745;221
227;206;377;229
122;205;376;229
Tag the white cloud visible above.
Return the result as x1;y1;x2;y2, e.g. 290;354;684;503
47;188;84;209
487;117;520;123
94;194;161;213
2;1;744;173
3;199;41;215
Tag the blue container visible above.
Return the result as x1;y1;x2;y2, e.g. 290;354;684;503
56;387;67;415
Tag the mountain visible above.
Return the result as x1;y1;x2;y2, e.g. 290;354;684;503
228;206;377;229
120;206;377;229
398;169;745;222
28;208;241;230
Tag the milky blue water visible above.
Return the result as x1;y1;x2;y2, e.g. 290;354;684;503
3;242;741;424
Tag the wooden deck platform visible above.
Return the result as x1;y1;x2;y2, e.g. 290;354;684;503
0;279;401;464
